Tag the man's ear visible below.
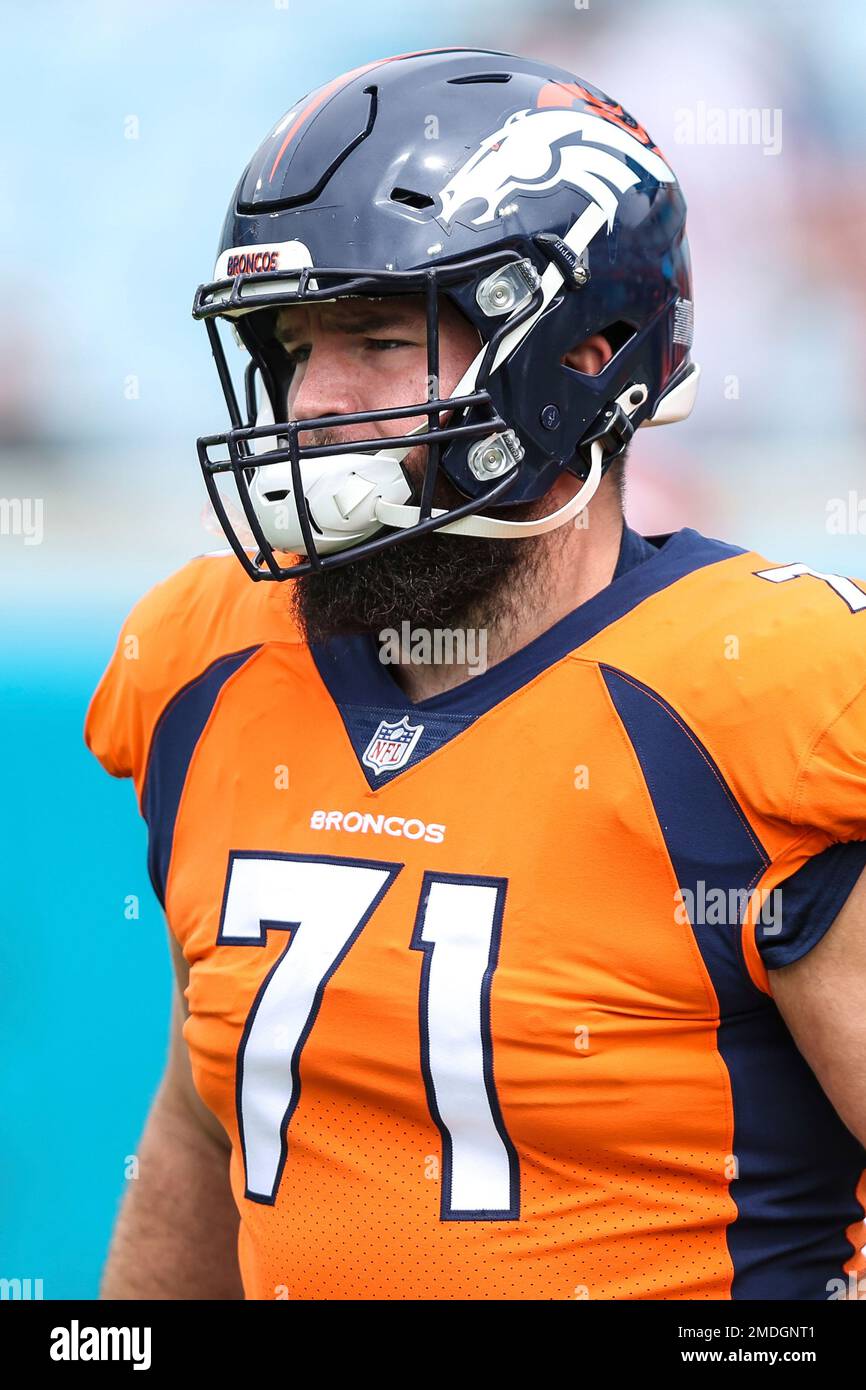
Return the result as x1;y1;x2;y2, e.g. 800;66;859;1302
562;334;614;377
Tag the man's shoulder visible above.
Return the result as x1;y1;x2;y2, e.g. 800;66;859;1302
128;548;298;643
102;549;303;704
631;527;866;675
700;532;865;678
599;527;866;836
84;551;301;786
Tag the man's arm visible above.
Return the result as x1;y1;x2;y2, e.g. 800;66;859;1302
768;864;866;1150
100;932;244;1300
769;864;866;1299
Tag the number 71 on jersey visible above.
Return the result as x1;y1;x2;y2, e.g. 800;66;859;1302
217;851;521;1221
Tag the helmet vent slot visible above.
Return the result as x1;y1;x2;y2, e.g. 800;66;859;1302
390;186;435;210
447;73;513;85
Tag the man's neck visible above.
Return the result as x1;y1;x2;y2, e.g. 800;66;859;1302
390;491;626;703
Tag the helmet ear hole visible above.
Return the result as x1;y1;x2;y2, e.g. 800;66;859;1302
598;321;637;357
561;322;637;378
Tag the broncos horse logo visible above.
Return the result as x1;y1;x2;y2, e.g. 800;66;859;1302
437;107;676;230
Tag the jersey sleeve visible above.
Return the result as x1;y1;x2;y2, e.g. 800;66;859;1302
753;663;866;970
792;668;866;842
755;839;866;970
84;574;180;796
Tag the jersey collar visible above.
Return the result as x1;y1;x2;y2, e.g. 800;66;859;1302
309;526;744;787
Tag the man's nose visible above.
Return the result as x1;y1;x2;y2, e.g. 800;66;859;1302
289;342;358;432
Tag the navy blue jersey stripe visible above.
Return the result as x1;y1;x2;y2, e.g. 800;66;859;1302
602;664;866;1299
141;647;261;905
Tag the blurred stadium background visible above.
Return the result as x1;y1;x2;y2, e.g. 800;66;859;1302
1;0;864;1297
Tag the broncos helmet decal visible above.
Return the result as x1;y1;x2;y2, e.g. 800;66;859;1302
437;108;676;231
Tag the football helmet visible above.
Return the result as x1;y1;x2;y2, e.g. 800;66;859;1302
193;47;698;579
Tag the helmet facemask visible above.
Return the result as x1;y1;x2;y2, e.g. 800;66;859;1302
193;252;550;580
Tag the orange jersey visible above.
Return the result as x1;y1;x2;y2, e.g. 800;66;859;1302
85;526;866;1300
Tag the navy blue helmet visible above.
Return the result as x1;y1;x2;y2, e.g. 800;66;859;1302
193;47;698;579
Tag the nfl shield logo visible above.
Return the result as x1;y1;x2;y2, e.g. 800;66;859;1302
362;715;425;776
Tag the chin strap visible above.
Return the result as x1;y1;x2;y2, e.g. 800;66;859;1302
375;382;647;540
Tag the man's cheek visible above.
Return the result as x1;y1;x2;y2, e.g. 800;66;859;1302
399;446;427;493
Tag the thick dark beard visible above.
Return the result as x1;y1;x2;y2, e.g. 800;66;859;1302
289;524;552;648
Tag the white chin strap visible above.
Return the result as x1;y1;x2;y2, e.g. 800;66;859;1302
248;411;413;556
377;447;602;539
247;384;636;553
377;381;647;539
247;376;646;552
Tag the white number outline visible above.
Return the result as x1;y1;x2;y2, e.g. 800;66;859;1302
217;851;400;1205
755;562;866;613
411;870;519;1221
216;850;519;1220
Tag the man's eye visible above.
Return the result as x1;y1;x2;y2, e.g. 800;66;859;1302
282;339;412;364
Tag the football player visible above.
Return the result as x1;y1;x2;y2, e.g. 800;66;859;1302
86;48;866;1300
